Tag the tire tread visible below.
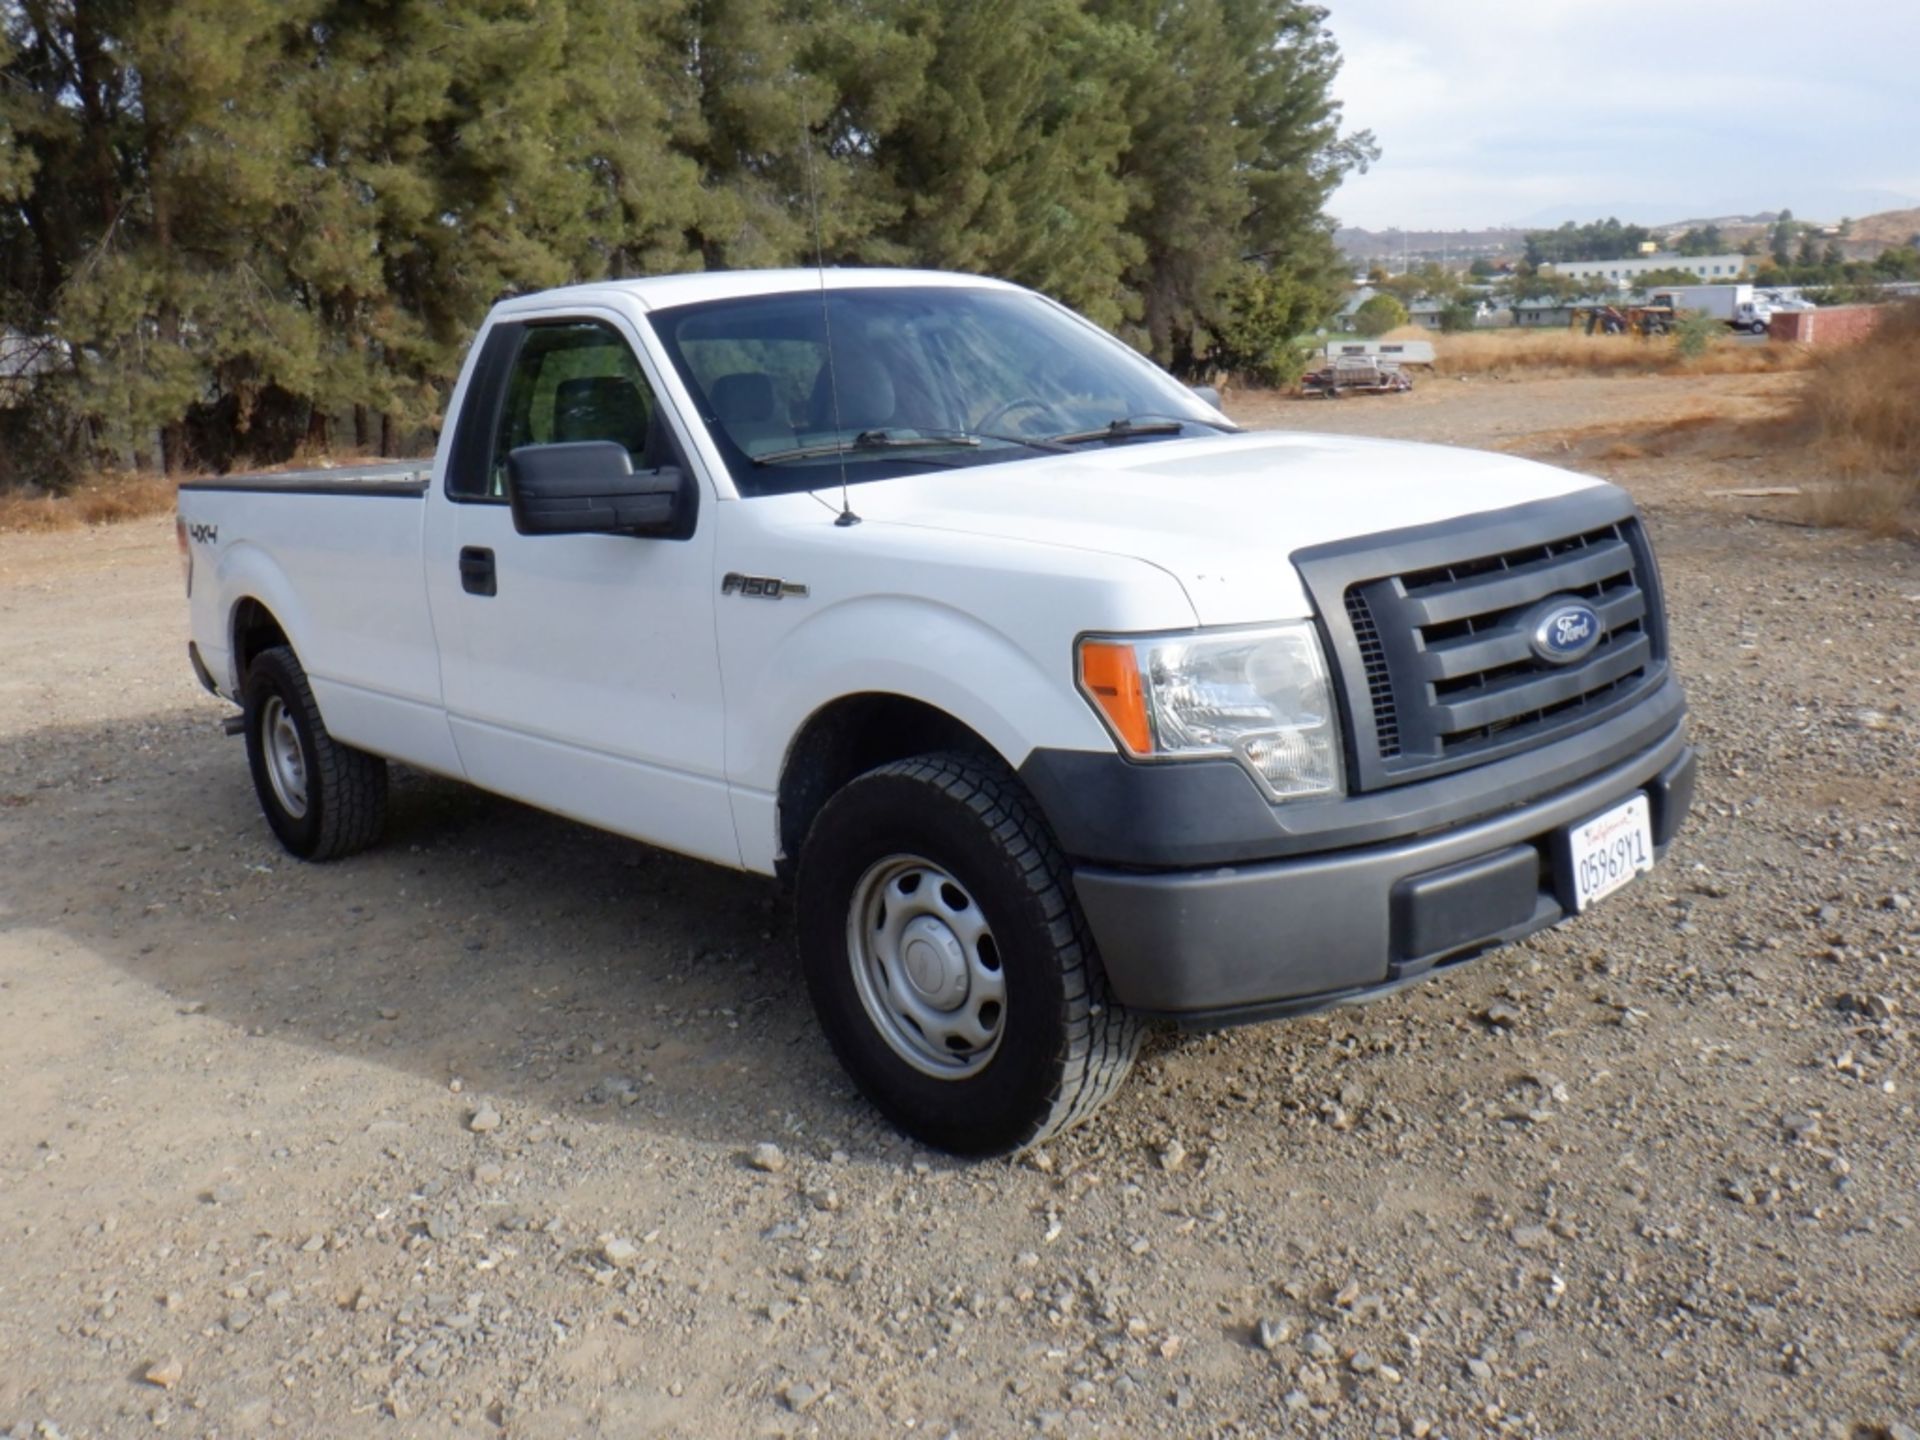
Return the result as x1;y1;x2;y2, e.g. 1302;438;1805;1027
250;646;387;861
846;752;1142;1150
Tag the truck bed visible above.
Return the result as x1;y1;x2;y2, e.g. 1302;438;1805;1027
178;461;446;772
177;461;429;498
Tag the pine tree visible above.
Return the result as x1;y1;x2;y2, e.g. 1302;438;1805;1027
866;0;1139;326
1094;0;1371;368
2;0;1382;480
26;2;324;469
0;20;32;210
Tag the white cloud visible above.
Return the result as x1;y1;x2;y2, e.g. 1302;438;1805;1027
1322;0;1920;230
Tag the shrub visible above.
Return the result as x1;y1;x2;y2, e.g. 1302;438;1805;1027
1351;294;1408;338
1797;301;1920;534
1208;265;1319;387
1671;310;1723;360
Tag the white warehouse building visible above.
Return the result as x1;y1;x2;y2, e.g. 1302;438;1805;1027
1543;252;1750;284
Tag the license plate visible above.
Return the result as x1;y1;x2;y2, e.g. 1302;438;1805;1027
1568;794;1654;912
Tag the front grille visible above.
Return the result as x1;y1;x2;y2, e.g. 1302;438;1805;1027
1345;588;1401;757
1395;521;1650;756
1294;493;1668;792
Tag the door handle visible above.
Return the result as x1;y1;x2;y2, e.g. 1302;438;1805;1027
459;546;496;597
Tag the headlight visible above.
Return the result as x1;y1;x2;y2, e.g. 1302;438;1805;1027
1077;622;1344;800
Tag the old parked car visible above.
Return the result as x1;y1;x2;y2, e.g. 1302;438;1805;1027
1301;354;1414;397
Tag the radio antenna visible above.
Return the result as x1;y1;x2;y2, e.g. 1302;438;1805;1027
801;125;859;527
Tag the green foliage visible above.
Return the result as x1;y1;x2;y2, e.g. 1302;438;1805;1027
1375;261;1459;306
1671;310;1722;360
1436;302;1477;334
1634;267;1711;288
0;21;31;207
1207;262;1320;384
1672;224;1724;256
1770;209;1800;266
0;0;1372;476
1523;218;1653;267
1351;293;1407;338
1752;245;1920;293
1506;267;1584;304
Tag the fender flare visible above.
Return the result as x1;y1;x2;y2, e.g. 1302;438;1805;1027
215;542;315;693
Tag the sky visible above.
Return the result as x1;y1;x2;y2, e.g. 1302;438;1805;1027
1321;0;1920;233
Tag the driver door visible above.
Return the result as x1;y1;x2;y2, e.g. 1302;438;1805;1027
422;311;738;867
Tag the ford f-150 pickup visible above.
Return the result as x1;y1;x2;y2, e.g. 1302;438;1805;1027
177;268;1695;1154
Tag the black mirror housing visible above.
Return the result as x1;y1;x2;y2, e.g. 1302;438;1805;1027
506;441;685;537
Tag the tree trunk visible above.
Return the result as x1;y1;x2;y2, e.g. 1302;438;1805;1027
353;405;370;451
159;422;186;476
379;411;394;459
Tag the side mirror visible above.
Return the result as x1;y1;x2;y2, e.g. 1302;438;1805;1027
1190;384;1223;410
506;441;684;537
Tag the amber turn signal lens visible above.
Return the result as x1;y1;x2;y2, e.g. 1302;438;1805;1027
1077;640;1152;755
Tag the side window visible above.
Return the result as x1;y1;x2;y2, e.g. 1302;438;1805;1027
483;321;661;498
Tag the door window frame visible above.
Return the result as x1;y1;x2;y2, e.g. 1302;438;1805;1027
443;309;704;525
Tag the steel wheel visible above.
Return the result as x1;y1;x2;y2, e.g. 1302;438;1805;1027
260;693;309;819
847;854;1006;1079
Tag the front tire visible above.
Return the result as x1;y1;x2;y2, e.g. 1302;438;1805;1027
796;753;1141;1155
242;645;388;861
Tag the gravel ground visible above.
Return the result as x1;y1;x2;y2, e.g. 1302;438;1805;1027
2;372;1918;1439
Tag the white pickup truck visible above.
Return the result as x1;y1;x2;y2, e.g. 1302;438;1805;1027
178;268;1694;1155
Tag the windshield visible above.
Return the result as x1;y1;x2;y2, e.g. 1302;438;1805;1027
647;284;1228;497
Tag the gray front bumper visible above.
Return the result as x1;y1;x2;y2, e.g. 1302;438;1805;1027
1074;725;1695;1025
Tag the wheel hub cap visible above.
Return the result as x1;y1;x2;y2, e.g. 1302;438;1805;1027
261;695;309;819
899;916;969;1010
846;855;1007;1080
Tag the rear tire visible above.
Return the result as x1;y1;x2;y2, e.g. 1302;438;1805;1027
796;753;1141;1155
242;645;388;861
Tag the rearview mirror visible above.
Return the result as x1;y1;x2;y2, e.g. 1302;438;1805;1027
1190;384;1223;410
506;441;684;537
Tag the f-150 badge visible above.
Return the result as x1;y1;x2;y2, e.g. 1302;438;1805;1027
722;572;808;599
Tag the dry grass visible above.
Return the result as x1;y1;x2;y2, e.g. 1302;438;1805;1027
0;446;397;535
0;473;179;533
1794;301;1920;534
1592;414;1729;461
1393;326;1813;380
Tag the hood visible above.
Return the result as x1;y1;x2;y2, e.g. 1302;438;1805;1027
848;430;1602;625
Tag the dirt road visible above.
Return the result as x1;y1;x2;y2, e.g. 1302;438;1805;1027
3;374;1918;1439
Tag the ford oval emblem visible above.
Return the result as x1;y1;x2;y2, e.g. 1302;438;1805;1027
1527;597;1602;665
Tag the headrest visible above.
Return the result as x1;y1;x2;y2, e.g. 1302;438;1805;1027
711;371;777;425
811;349;895;431
553;376;648;451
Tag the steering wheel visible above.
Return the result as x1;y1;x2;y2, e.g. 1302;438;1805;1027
976;395;1063;436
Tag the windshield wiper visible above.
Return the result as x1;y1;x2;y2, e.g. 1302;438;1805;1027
751;428;1069;466
751;429;981;466
1042;413;1237;445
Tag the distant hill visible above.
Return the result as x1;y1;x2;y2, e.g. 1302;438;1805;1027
1333;226;1526;266
1850;207;1920;247
1337;204;1920;270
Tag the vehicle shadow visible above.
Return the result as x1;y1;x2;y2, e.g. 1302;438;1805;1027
0;704;883;1154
